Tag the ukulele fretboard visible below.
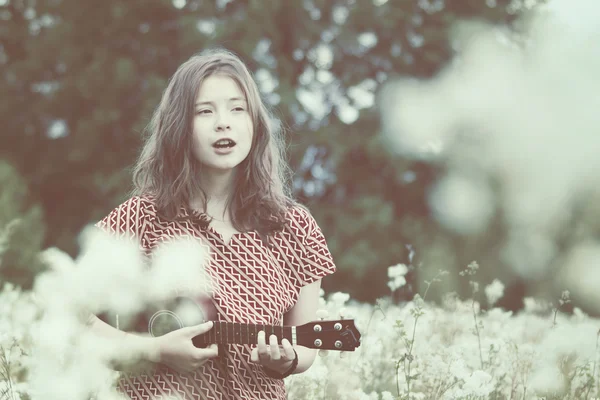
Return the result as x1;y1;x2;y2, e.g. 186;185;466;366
192;321;296;347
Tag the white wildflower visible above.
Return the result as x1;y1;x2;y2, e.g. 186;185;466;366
387;263;409;292
388;263;408;278
449;358;471;381
462;370;494;397
528;364;565;394
39;247;76;272
523;297;551;314
380;391;394;400
572;307;588;321
342;389;379;400
330;292;351;307
69;226;148;316
484;279;505;306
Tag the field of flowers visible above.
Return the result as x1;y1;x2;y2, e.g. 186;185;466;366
288;276;600;400
1;227;600;400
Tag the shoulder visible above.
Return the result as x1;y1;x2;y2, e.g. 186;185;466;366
284;203;319;236
131;194;157;215
97;194;158;228
112;195;157;218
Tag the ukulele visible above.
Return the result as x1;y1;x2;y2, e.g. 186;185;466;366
103;295;361;352
191;314;361;352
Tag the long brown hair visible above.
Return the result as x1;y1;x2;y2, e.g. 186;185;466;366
131;48;296;235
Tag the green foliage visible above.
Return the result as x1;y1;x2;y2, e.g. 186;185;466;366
0;0;522;300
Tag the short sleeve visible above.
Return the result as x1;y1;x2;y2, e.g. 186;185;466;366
95;196;154;252
290;206;337;287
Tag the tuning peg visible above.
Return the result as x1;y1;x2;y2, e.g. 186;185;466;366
318;349;329;357
339;351;348;359
316;309;329;320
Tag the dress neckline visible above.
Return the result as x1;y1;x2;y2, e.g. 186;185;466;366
205;226;243;246
177;205;259;246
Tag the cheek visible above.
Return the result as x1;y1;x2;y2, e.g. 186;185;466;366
193;118;210;135
193;121;212;144
191;132;208;155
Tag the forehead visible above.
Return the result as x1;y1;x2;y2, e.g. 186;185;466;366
195;74;246;101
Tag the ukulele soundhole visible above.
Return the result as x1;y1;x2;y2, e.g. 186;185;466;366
148;296;207;337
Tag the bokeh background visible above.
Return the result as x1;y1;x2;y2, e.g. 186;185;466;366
3;0;599;314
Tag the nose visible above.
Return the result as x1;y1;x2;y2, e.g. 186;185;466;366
214;113;231;131
215;122;230;131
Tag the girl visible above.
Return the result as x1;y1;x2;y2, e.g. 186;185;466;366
89;48;337;399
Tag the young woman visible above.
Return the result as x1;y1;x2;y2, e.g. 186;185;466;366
90;48;336;399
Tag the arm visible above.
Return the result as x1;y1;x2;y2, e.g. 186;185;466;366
88;315;218;374
283;279;322;374
86;314;161;370
251;280;323;375
252;207;336;375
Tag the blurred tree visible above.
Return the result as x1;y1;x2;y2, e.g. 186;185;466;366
1;0;521;301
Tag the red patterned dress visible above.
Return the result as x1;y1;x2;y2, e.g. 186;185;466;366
95;195;336;400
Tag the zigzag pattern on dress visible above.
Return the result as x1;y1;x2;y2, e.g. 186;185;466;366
96;196;336;399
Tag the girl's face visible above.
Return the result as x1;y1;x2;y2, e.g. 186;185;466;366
192;74;253;177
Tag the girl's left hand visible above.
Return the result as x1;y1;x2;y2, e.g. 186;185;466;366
250;331;296;373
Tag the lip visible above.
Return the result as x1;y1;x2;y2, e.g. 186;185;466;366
213;145;235;155
212;137;237;147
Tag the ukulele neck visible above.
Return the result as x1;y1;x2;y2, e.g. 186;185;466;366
192;321;295;347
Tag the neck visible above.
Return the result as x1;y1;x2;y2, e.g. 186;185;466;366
190;169;237;220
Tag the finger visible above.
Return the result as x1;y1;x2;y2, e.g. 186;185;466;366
257;330;266;346
250;347;259;363
195;345;219;361
281;339;296;360
257;331;269;360
269;335;281;361
185;321;213;337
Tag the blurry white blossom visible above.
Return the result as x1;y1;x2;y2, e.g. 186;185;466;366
429;173;495;235
22;226;213;400
3;264;600;399
462;370;494;397
380;0;600;287
329;291;351;307
560;243;600;310
484;279;505;306
527;364;565;395
380;391;394;400
148;236;212;301
387;263;409;292
523;297;551;314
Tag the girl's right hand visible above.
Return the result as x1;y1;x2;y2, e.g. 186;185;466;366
155;321;218;374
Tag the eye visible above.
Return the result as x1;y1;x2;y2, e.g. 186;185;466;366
232;106;246;112
196;109;212;115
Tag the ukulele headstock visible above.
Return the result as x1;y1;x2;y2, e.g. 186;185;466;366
295;319;361;351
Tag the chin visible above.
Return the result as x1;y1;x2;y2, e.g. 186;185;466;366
206;162;244;172
199;151;251;172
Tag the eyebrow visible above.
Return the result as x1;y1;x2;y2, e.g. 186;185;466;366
195;97;247;106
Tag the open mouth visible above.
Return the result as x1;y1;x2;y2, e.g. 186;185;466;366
212;138;236;149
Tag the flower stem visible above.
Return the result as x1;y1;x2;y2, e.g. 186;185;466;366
471;298;484;370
